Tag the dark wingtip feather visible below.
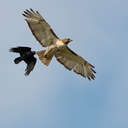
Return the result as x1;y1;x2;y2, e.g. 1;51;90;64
36;11;39;13
89;64;95;68
24;11;29;15
87;76;91;81
90;73;95;80
22;14;26;17
26;9;31;13
91;68;96;74
30;8;35;13
22;13;26;17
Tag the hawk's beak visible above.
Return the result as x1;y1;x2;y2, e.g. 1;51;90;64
70;39;73;42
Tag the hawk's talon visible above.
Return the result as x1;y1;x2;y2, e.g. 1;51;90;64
44;54;48;58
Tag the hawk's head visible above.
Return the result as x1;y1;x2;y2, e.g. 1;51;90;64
62;38;73;45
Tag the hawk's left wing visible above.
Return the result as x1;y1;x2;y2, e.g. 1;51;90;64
55;47;96;80
23;9;59;47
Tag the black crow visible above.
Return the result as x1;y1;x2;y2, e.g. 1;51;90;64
10;46;37;76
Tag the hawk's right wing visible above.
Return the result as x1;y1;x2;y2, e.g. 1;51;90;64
55;46;96;80
23;9;59;47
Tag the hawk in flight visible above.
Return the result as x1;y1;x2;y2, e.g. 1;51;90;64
10;9;96;80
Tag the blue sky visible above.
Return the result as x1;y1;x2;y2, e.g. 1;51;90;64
0;0;128;128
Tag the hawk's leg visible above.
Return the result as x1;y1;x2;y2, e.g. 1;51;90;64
44;45;57;58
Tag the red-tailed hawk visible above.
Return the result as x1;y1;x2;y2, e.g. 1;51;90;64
11;9;96;80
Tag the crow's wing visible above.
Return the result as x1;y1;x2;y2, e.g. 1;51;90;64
10;46;31;56
25;57;37;76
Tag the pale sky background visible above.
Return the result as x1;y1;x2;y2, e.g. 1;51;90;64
0;0;128;128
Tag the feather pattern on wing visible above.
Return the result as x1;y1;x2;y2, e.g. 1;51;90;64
23;9;59;47
55;47;96;80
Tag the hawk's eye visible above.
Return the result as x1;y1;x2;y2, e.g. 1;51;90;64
68;39;72;42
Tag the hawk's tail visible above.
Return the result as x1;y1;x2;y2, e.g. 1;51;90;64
36;50;53;66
